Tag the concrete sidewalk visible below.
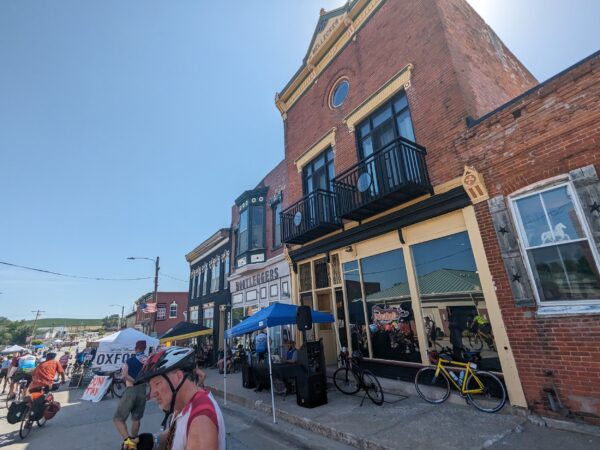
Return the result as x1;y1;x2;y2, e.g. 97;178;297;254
204;368;600;450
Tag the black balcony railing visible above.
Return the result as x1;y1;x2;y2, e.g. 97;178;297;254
281;189;342;245
332;137;432;221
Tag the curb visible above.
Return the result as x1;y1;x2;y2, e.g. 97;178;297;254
527;413;600;438
209;384;392;450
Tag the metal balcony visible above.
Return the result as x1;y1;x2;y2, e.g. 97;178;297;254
332;137;432;221
281;189;342;245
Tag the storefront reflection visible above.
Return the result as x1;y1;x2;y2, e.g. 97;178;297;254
412;232;500;372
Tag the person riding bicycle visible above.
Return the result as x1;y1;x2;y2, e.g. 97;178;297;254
27;352;65;420
58;352;70;371
132;346;226;450
8;351;37;400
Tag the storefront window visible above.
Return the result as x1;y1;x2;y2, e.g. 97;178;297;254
412;232;500;371
232;307;244;327
314;258;330;288
361;249;419;362
343;261;369;357
299;263;312;292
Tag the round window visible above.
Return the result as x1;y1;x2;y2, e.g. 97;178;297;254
330;79;349;108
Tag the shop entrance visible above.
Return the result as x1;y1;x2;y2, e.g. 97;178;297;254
316;291;337;365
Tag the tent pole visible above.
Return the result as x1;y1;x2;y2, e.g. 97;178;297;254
223;332;227;406
266;326;276;424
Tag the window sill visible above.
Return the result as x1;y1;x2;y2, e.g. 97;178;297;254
536;304;600;318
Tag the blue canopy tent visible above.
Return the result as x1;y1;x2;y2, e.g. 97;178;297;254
225;303;334;338
223;302;335;422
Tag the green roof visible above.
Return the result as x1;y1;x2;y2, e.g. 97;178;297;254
365;269;482;303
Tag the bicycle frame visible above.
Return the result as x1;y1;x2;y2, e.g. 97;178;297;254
434;358;483;394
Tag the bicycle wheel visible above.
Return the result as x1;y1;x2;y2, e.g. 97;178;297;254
362;370;384;405
19;406;33;439
468;334;483;351
466;370;506;413
414;367;450;404
333;368;361;395
112;379;126;398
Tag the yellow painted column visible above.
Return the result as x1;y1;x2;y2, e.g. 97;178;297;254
462;206;527;408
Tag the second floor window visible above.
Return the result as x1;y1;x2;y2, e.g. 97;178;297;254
272;201;282;248
303;148;335;195
191;276;197;299
223;256;230;285
210;262;221;293
169;302;177;318
202;269;208;296
195;273;201;298
157;305;166;321
357;91;415;159
238;209;249;254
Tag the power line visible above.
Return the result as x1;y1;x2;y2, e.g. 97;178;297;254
0;260;153;281
160;273;188;283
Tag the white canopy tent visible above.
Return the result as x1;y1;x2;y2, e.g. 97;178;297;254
93;328;158;372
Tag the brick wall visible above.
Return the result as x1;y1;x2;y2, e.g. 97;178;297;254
464;54;600;422
153;292;189;336
282;0;536;210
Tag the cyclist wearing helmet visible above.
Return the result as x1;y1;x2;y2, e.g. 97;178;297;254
134;346;225;450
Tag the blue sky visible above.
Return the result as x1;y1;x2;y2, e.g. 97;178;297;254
1;0;599;321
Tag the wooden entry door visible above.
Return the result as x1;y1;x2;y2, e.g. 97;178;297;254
317;291;337;365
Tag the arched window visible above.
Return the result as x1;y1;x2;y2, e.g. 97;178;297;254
169;302;177;318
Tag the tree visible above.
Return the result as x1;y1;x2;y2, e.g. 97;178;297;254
102;314;120;330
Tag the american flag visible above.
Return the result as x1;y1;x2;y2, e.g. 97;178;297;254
142;302;157;314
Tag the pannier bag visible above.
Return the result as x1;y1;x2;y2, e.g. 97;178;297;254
7;401;28;424
43;401;61;420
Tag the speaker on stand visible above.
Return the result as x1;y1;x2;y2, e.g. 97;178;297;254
295;305;328;408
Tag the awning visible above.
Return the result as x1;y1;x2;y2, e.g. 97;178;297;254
159;322;212;343
225;302;334;338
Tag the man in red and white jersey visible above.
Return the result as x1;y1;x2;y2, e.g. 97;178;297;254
133;347;225;450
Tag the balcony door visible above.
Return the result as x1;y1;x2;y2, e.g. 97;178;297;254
357;92;416;196
302;148;335;225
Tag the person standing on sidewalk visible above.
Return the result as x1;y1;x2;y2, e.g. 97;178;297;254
113;340;148;450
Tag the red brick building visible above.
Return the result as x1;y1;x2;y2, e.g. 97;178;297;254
274;0;600;423
134;291;188;337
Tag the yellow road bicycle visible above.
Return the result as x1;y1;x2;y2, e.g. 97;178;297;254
414;352;506;413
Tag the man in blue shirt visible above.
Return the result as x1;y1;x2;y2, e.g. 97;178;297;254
255;331;268;361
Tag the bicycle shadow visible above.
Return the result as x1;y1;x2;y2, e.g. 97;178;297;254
0;428;22;447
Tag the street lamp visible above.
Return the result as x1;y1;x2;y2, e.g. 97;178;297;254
110;304;125;329
127;256;160;335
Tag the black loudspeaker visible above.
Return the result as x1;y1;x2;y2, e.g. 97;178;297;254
296;373;328;408
241;364;255;389
297;305;313;331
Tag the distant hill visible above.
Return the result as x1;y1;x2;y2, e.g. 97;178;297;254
24;318;103;328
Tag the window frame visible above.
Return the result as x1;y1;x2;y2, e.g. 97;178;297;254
210;261;221;293
272;199;282;250
169;302;177;319
509;181;600;307
202;269;208;296
356;91;415;161
157;304;167;321
302;147;335;195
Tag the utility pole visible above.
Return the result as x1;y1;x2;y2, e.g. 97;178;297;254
152;256;160;336
30;310;45;345
120;305;124;329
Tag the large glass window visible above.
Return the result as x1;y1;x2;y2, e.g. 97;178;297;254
272;202;282;248
412;232;500;371
203;306;214;329
223;256;230;286
343;261;369;357
202;269;208;296
210;261;221;293
357;91;415;160
238;209;249;254
191;275;197;299
251;205;264;250
512;183;600;304
361;249;419;362
196;274;201;298
303;148;335;194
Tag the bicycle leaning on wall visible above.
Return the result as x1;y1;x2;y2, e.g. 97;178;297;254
333;348;384;406
414;348;506;413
